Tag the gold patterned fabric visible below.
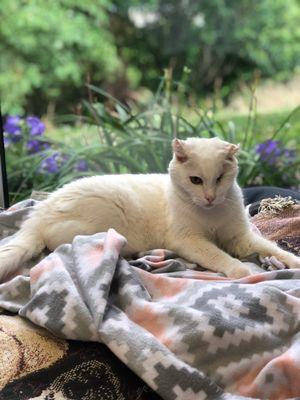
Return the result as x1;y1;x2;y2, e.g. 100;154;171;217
0;315;68;390
251;204;300;255
0;314;160;400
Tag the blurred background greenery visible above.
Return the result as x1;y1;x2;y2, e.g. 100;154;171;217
1;0;299;202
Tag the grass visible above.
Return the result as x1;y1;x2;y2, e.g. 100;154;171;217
218;109;300;145
47;108;300;149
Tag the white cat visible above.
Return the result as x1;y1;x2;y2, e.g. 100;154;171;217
0;137;299;281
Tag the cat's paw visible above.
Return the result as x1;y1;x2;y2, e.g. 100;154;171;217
275;252;300;269
226;261;263;279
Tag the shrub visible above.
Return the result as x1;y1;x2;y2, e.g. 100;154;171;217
0;0;119;115
1;0;300;114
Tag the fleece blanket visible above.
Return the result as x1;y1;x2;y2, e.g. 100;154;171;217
1;201;300;400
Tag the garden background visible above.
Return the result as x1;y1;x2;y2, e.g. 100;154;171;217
1;0;299;202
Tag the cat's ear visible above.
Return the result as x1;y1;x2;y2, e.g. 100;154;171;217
226;143;239;160
172;139;188;163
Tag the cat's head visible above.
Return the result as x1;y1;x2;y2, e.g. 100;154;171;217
168;137;239;209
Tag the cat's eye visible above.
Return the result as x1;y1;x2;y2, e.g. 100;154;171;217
216;174;223;183
190;176;203;185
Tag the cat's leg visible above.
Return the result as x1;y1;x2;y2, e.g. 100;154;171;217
231;231;300;269
169;236;256;278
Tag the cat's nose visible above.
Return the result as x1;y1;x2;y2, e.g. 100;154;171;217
205;195;215;204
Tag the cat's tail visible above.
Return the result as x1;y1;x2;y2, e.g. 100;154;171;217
0;219;45;282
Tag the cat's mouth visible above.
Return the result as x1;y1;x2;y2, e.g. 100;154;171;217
193;197;218;209
204;204;215;209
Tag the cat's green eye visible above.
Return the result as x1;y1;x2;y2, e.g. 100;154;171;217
190;176;203;185
216;174;223;183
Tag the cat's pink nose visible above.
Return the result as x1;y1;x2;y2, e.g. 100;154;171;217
205;195;215;204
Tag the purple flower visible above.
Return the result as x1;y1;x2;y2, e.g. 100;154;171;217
26;116;45;136
256;140;282;165
27;139;51;154
74;159;88;172
27;140;42;154
40;152;68;174
40;153;60;174
4;116;22;142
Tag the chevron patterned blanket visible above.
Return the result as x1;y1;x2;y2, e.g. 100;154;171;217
1;200;300;400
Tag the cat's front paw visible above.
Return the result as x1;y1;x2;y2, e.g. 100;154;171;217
226;261;263;279
275;252;300;269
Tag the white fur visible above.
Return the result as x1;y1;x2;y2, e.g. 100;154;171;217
0;137;299;280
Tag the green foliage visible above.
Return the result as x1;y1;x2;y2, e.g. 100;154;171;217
4;115;90;203
1;0;300;114
0;0;120;114
112;0;300;94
